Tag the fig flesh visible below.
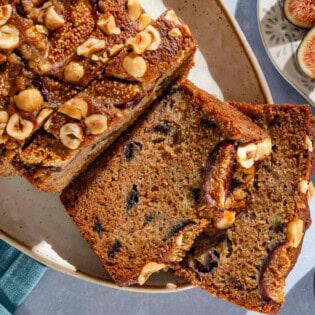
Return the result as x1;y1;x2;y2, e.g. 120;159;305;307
297;27;315;78
284;0;315;29
260;242;291;304
202;141;236;211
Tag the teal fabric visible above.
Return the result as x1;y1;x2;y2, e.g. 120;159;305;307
0;240;46;314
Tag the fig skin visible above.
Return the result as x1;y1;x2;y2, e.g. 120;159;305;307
202;141;236;211
284;0;315;29
297;27;315;79
260;242;291;304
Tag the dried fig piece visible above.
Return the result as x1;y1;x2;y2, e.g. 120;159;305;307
260;242;291;304
202;141;236;210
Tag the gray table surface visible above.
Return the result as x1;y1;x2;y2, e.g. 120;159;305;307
15;1;314;315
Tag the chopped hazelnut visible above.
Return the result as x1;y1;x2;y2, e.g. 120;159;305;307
77;37;106;57
44;6;65;31
60;123;83;150
126;31;152;54
36;108;54;125
305;135;313;152
169;27;182;37
138;13;151;31
298;180;309;194
6;113;34;141
138;262;166;285
85;114;108;135
123;53;147;78
213;210;236;230
145;25;161;51
97;13;121;35
165;10;181;25
0;25;20;50
14;89;44;113
64;62;85;82
109;44;124;57
128;0;141;21
287;219;304;248
0;5;12;26
59;98;88;120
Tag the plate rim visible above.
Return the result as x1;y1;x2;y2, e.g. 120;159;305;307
0;0;273;293
257;0;313;105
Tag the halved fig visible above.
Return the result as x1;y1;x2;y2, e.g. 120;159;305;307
260;242;291;304
284;0;315;29
297;27;315;78
202;141;236;210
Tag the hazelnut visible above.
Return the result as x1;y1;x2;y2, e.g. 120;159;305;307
36;108;54;125
14;88;44;112
298;180;309;194
35;25;49;36
6;114;34;141
138;13;152;31
60;123;83;150
85;114;108;135
128;0;141;21
109;44;124;57
236;138;272;169
44;6;65;31
308;182;315;202
0;25;20;50
146;25;161;51
287;219;304;248
123;53;147;78
213;210;236;230
59;98;88;120
305;135;313;152
77;37;106;57
166;283;177;290
165;10;181;25
236;143;257;169
64;62;85;82
138;262;166;285
169;27;182;37
255;138;272;161
126;31;152;54
97;13;121;35
0;5;12;26
0;110;8;136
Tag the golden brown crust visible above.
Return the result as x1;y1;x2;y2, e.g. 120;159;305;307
180;81;269;144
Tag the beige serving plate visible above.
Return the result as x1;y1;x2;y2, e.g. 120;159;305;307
0;0;272;293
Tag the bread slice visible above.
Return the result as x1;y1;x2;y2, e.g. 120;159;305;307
13;9;197;192
175;102;313;314
60;81;271;286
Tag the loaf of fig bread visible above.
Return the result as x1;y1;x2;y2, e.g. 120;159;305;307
13;7;197;192
175;102;313;314
61;81;272;286
0;0;140;177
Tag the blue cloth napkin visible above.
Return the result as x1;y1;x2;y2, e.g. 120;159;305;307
0;240;46;315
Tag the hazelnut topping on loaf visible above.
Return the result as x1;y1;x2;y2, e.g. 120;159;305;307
13;7;197;192
175;102;313;314
61;81;271;286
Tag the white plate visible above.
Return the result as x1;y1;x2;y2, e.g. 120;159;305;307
258;0;315;106
0;0;272;292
